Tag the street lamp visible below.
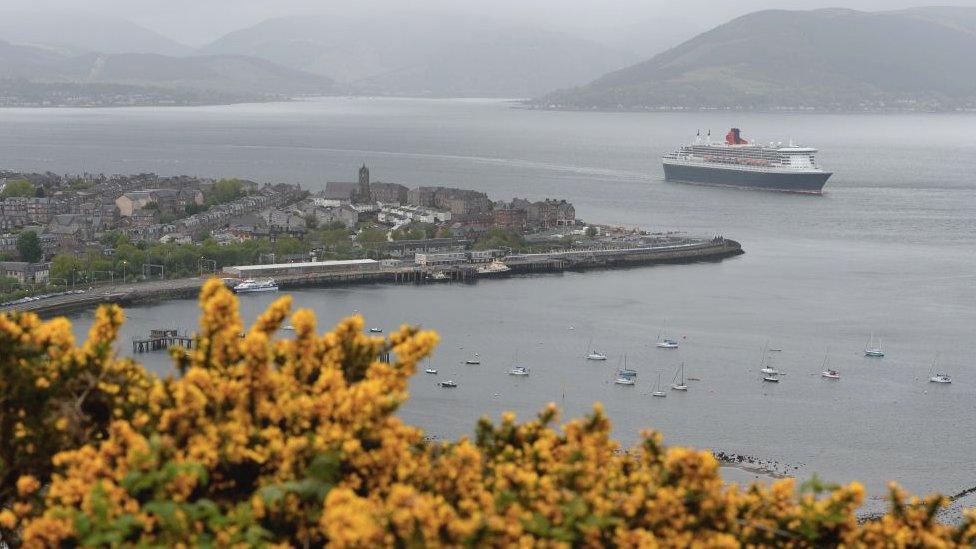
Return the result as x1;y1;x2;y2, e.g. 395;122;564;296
198;256;217;278
121;260;128;284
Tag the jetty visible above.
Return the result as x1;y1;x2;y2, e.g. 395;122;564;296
132;329;194;353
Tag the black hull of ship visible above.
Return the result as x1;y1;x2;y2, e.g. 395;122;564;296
663;163;831;194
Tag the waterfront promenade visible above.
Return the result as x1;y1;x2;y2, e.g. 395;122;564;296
2;238;743;317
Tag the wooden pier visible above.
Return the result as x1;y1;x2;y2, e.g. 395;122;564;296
132;329;194;353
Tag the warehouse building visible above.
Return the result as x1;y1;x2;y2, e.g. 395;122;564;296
222;259;379;278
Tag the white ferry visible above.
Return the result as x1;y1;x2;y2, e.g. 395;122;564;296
233;279;279;294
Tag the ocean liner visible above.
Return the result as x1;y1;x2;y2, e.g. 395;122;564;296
662;128;831;193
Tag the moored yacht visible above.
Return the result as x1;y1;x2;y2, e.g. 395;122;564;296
671;363;688;391
864;333;884;357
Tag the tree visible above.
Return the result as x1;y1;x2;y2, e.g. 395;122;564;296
205;178;246;206
0;282;974;546
16;231;41;262
356;228;388;249
0;179;34;199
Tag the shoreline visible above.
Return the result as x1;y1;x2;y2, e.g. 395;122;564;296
2;237;743;318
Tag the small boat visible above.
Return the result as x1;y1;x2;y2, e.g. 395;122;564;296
652;371;667;397
424;368;438;375
927;355;951;383
475;260;511;276
670;363;688;391
438;380;458;388
864;333;884;357
233;278;278;294
655;321;679;349
428;271;451;282
759;344;779;375
821;369;840;380
465;358;481;365
369;328;383;333
769;348;783;352
283;325;295;331
586;351;608;361
508;366;529;377
762;375;780;383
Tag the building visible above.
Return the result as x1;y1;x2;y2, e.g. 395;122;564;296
527;199;576;229
222;259;379;278
414;252;467;267
369;182;409;204
356;163;371;204
115;189;179;216
0;261;50;284
380;238;470;259
406;187;492;215
323;182;358;202
491;204;528;232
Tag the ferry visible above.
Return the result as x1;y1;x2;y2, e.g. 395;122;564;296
663;128;832;193
233;278;279;294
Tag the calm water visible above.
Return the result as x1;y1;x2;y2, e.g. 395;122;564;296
1;98;975;505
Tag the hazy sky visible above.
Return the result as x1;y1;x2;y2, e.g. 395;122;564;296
6;0;976;45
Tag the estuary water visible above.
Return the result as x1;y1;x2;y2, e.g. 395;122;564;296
1;98;974;506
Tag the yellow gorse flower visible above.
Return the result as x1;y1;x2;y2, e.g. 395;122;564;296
0;278;970;547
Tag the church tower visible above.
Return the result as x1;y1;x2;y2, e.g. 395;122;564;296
357;163;371;203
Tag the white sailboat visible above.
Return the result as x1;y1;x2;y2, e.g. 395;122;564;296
584;338;607;360
864;333;884;357
670;363;688;391
507;351;529;376
759;345;780;375
655;320;679;349
928;356;951;384
652;371;667;397
820;352;839;380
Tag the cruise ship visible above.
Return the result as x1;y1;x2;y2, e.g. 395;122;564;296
662;128;832;193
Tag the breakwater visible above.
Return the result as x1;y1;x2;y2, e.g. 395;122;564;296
3;238;742;318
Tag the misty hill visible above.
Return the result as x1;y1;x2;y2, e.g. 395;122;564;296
0;39;336;99
203;13;637;97
538;7;976;111
0;11;194;56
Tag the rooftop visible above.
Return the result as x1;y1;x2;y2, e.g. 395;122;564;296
229;259;378;272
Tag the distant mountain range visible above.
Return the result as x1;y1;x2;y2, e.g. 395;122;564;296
0;37;335;105
536;7;976;111
201;13;638;98
0;11;194;57
3;8;976;109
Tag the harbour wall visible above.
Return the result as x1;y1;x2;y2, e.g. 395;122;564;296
3;238;743;318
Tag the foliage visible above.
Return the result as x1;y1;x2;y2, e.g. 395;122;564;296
205;178;247;206
0;306;155;544
0;179;35;199
473;227;527;252
356;228;389;249
16;230;42;263
68;178;93;190
1;281;975;546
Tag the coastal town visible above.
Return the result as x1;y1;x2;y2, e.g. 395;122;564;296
0;163;740;311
